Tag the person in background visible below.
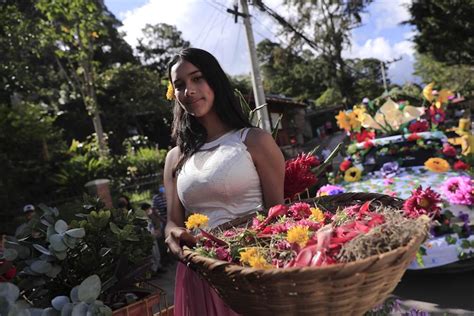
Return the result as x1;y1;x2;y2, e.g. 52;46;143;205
164;48;285;315
152;185;170;266
14;204;39;239
117;195;133;213
0;233;17;282
141;202;164;274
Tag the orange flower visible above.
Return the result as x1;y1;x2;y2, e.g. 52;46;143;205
424;158;450;173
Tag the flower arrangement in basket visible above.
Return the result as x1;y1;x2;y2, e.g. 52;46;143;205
182;186;435;315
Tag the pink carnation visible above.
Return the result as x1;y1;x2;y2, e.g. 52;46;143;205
403;186;441;218
289;202;312;218
441;176;473;205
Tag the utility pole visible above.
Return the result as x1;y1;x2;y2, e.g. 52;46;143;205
380;57;402;94
227;1;271;131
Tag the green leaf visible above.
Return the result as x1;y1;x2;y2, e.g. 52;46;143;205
460;239;471;249
55;220;68;234
109;222;121;235
445;235;457;245
78;275;101;303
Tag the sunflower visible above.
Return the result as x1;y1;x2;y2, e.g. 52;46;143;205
344;166;362;182
424;157;450;173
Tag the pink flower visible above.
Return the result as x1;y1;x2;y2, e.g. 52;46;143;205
441;176;473;205
454;160;469;171
289;202;312;219
442;144;457;157
215;246;232;262
403;186;441;218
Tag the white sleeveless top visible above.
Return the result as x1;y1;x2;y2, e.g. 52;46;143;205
176;128;263;228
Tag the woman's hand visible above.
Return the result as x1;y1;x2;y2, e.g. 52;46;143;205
165;226;197;260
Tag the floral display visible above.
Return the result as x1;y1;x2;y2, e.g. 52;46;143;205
316;184;345;196
440;176;473;205
403;186;441;219
380;161;400;178
424;157;450;173
189;193;430;269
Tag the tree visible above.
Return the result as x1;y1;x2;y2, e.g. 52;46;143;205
98;63;173;153
136;23;190;76
406;0;474;66
36;0;112;156
414;53;474;96
256;39;326;101
277;0;372;103
347;58;387;103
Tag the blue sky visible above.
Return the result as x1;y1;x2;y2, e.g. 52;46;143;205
104;0;418;85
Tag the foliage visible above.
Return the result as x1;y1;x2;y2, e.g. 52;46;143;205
414;53;474;96
136;23;190;77
348;58;387;102
97;63;172;153
406;0;474;66
257;40;326;100
280;0;373;103
315;88;343;107
4;202;153;310
0;101;66;218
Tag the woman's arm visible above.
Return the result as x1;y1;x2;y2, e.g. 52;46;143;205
163;147;196;260
245;128;285;208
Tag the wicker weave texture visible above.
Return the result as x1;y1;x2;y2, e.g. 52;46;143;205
183;193;426;316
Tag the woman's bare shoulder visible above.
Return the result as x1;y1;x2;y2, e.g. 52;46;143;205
244;127;274;147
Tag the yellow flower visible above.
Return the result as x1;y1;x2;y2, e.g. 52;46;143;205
248;255;272;269
336;111;358;131
310;207;325;222
344;167;362;182
352;105;366;123
239;247;258;264
287;225;309;248
91;31;99;38
437;89;453;105
166;82;175;101
424;158;450;173
185;213;209;230
423;82;434;102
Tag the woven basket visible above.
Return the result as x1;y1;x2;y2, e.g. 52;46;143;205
183;193;427;316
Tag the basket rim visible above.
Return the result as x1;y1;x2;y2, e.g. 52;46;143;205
183;192;425;275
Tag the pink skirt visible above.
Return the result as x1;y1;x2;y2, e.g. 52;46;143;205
174;262;241;316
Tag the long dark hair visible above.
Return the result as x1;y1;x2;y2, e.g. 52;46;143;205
168;48;252;175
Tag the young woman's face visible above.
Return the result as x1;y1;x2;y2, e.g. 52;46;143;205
171;60;215;118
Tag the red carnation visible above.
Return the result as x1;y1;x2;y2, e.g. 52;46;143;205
354;129;375;143
408;120;429;133
429;106;445;124
339;159;352;172
442;144;457;157
403;186;441;219
363;141;374;149
407;133;421;141
284;153;319;199
454;160;469;171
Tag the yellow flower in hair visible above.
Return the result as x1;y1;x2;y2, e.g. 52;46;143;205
344;167;362;182
287;225;310;247
424;158;450;173
310;207;325;222
166;82;175;100
185;213;209;230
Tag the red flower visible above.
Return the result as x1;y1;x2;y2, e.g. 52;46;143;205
363;141;374;149
442;144;457;157
403;186;441;219
289;202;312;219
339;159;352;172
284;153;319;199
408;120;429;133
407;133;420;141
429;106;445;124
354;129;375;143
454;160;469;171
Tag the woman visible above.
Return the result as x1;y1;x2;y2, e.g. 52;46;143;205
164;48;285;315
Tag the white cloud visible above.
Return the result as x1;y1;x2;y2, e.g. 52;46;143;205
370;0;411;34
